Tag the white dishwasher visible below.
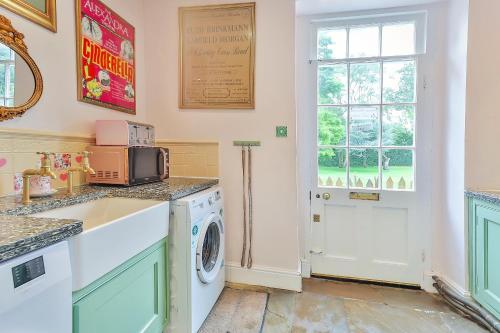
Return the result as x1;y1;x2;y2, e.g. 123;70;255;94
0;241;72;333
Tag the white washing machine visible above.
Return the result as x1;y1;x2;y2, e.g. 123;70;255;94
168;187;225;333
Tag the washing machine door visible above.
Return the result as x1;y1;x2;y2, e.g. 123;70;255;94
196;213;224;284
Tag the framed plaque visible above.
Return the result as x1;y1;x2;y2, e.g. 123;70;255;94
76;0;136;114
179;2;256;109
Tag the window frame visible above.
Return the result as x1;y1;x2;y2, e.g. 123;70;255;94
312;12;426;192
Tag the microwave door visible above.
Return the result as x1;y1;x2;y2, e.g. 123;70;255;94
129;148;161;185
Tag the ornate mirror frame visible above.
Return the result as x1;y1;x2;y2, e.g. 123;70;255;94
0;14;43;121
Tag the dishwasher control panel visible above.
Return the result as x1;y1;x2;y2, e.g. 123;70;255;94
12;256;45;288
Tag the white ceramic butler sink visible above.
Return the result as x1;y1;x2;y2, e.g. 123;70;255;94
30;197;169;291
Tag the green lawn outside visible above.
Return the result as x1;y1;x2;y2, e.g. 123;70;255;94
319;166;413;188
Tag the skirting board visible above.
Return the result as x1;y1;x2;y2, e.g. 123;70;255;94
225;262;302;292
423;272;471;297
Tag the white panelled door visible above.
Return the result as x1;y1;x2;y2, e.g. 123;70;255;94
309;14;426;285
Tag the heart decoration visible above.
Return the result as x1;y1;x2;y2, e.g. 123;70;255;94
59;173;68;181
75;155;83;163
0;158;6;168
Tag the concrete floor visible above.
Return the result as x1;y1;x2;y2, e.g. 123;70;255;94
258;278;488;333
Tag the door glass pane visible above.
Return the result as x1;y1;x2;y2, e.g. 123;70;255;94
382;23;415;56
350;62;381;104
318;148;347;188
349;26;380;58
318;64;348;105
202;222;220;272
349;106;379;147
318;28;347;60
383;60;416;103
382;105;415;146
318;106;347;146
349;148;379;189
382;149;414;190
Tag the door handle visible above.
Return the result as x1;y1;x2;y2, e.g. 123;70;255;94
322;193;331;200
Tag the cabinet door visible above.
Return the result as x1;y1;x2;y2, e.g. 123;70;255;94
472;201;500;319
73;242;167;333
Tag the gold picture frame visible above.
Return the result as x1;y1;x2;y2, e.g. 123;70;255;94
0;0;57;32
179;2;256;109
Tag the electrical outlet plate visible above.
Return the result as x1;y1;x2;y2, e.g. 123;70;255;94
276;126;288;137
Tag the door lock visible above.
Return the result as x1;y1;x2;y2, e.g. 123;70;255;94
322;193;331;200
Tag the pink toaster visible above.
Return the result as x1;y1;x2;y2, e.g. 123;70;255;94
95;120;155;147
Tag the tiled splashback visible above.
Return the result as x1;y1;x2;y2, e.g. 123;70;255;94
156;141;219;178
0;129;92;196
0;129;219;197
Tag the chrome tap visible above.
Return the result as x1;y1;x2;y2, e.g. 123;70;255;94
22;152;57;204
67;151;95;195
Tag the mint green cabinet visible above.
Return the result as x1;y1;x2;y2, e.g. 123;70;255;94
469;199;500;319
73;239;169;333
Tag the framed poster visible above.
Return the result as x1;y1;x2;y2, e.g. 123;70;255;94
179;2;256;109
0;0;56;32
76;0;136;114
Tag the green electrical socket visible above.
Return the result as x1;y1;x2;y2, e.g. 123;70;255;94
276;126;288;138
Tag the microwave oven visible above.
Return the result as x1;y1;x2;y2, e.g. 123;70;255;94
87;146;169;186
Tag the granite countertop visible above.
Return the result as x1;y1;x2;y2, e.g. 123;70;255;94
0;177;219;263
0;216;82;263
465;190;500;205
94;177;219;201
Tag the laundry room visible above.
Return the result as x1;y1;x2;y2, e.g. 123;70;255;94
0;0;498;332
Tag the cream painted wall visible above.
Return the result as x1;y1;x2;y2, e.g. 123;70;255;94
431;0;469;293
144;0;300;275
465;0;499;190
0;0;147;135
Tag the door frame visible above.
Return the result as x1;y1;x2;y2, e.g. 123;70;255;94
296;9;435;290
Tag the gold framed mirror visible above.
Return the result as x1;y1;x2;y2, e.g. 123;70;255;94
0;14;42;121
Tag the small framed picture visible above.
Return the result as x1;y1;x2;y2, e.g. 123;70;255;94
0;0;57;32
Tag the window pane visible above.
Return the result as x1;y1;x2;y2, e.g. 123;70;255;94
318;28;347;60
349;26;380;58
0;43;10;61
318;64;348;105
0;63;5;97
318;106;347;146
382;23;415;56
318;148;347;188
349;148;379;189
382;149;414;190
383;60;416;103
350;62;381;104
8;64;15;98
383;105;415;146
349;106;380;147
